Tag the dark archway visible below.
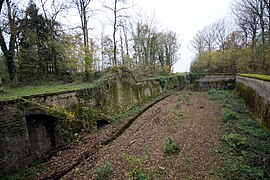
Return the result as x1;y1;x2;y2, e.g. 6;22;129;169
96;119;110;129
26;114;57;158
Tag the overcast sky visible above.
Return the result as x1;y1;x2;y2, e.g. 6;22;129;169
135;0;233;72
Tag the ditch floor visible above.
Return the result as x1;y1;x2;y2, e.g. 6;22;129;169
62;90;222;179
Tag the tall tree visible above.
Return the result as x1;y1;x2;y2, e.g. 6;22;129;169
0;0;18;86
73;0;93;81
103;0;131;66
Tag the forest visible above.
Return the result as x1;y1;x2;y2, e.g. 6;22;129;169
190;0;270;75
0;0;180;87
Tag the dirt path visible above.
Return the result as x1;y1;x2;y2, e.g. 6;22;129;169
62;90;222;179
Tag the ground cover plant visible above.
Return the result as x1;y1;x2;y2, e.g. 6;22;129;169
208;89;270;179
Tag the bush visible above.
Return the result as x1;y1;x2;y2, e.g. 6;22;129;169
96;161;113;180
207;89;222;100
223;133;247;149
164;137;180;155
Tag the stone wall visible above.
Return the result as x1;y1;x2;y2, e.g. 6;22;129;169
0;72;186;176
192;75;236;91
236;76;270;129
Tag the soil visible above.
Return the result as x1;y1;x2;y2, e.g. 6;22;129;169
59;90;222;179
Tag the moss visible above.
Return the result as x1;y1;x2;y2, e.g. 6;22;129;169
77;106;111;132
236;82;270;129
239;74;270;82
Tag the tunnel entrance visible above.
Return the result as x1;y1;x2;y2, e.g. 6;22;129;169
97;119;110;129
26;114;57;158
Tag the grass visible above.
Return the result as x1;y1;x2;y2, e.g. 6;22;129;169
0;82;97;101
239;73;270;82
208;89;270;179
124;154;150;180
164;137;180;155
95;161;113;180
112;106;141;121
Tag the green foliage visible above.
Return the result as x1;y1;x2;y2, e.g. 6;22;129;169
155;76;168;90
113;106;141;121
209;90;270;179
222;110;237;123
95;161;113;180
190;46;270;75
124;154;150;180
161;66;171;75
127;169;150;180
164;137;180;155
207;89;223;100
222;133;247;149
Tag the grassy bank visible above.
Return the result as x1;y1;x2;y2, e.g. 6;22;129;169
0;82;97;101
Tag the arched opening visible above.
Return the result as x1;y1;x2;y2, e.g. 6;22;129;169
26;114;57;158
96;119;110;129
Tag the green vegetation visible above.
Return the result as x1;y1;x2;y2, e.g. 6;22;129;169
124;154;150;180
222;110;237;123
0;82;97;101
239;74;270;82
0;161;43;180
208;90;270;179
113;106;141;121
95;161;113;180
164;137;180;155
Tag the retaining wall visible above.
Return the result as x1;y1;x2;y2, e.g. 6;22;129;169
0;71;186;176
236;76;270;129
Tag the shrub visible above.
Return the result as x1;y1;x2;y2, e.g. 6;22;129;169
223;133;247;149
164;137;180;155
222;110;237;123
96;161;113;180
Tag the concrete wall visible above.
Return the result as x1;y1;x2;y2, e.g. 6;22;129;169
236;76;270;129
0;73;186;176
193;74;270;129
192;75;236;91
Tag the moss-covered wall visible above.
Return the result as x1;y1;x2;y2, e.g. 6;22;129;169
236;76;270;129
0;70;186;176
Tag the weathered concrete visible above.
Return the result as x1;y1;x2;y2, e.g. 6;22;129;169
0;71;186;176
236;76;270;103
236;76;270;129
193;75;236;91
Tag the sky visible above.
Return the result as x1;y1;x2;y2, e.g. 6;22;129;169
135;0;233;72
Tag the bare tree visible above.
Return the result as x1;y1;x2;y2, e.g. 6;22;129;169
203;24;218;52
103;0;132;66
190;30;206;55
73;0;93;80
214;18;231;52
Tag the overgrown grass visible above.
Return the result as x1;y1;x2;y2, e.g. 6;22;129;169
239;73;270;82
208;89;270;179
0;82;97;101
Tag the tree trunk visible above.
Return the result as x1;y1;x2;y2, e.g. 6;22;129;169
113;0;117;66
